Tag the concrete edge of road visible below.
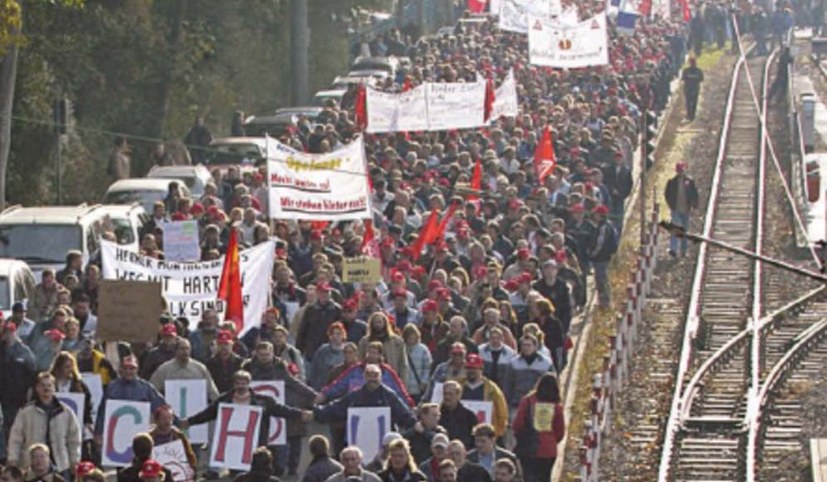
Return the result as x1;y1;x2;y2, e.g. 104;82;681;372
551;70;684;482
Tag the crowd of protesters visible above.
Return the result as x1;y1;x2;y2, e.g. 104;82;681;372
0;4;695;482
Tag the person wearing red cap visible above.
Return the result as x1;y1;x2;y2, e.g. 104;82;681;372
139;323;179;380
419;299;449;354
137;459;165;482
664;162;699;257
296;281;342;366
387;288;421;330
460;354;509;439
587;205;618;309
206;329;245;393
7;373;81;476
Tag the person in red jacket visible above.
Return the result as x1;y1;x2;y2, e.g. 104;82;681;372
511;373;565;482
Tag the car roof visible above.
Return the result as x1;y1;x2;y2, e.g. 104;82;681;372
0;258;32;276
314;89;347;97
0;204;108;225
210;137;268;147
243;113;298;125
97;203;147;217
105;178;184;192
148;165;210;177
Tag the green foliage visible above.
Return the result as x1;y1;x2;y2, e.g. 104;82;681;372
8;0;383;206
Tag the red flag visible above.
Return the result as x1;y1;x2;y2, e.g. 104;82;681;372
435;203;459;242
484;78;496;122
534;127;556;184
402;78;414;92
468;0;487;13
354;84;368;130
361;219;381;258
681;0;691;21
410;210;440;260
638;0;652;17
469;159;482;202
218;228;243;333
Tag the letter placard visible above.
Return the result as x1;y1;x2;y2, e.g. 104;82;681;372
165;380;209;444
56;392;85;424
80;373;103;420
347;407;390;463
342;257;382;284
102;400;151;467
249;381;287;446
209;403;263;471
463;400;494;425
153;440;195;482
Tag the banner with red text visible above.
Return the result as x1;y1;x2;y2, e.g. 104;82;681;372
528;12;609;69
266;136;372;220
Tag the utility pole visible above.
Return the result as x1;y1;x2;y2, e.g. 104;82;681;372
289;0;309;105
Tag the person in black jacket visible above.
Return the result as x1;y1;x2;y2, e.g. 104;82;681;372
532;260;572;334
300;435;342;482
0;317;36;435
664;162;699;257
233;447;282;482
587;206;617;309
180;370;312;450
447;441;492;482
116;434;174;482
437;381;479;450
602;152;633;233
403;403;448;465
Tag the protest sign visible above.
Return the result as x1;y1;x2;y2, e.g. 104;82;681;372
366;85;430;134
491;69;519;121
153;440;195;482
528;12;609;69
425;81;487;131
56;392;85;423
249;381;287;446
533;402;556;431
97;280;162;343
101;400;151;467
266;136;372;221
430;383;444;404
209;403;263;471
347;407;391;463
463;400;494;425
165;380;209;444
499;0;555;33
81;373;103;420
342;257;382;284
160;221;201;262
101;240;275;336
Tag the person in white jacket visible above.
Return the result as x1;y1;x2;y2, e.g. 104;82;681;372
7;372;81;477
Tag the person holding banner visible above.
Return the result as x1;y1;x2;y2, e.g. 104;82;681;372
147;405;196;472
7;373;81;478
149;339;219;402
206;330;246;393
459;355;508;440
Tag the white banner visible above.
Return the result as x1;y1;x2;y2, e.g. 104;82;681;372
347;407;391;463
491;69;519;121
366;85;430;134
209;403;263;471
101;240;275;336
528;12;609;69
101;400;151;468
499;0;556;33
160;221;201;262
266;137;372;221
165;380;209;445
153;440;195;482
249;380;287;446
426;81;487;131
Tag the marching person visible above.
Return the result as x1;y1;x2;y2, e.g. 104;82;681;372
664;162;700;257
681;57;704;122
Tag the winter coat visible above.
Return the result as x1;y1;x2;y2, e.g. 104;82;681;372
322;362;414;407
8;399;81;472
301;456;343;482
505;354;554;408
309;344;346;390
314;384;416;430
461;378;509;437
512;394;565;460
297;301;342;359
358;333;409;382
0;339;36;422
438;402;479;449
478;343;515;388
241;357;317;438
404;343;432;397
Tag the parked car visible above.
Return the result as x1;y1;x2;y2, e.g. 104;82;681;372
332;75;378;90
312;89;347;107
103;178;190;213
0;259;36;318
204;137;267;173
242;112;299;138
0;204;111;278
147;164;212;198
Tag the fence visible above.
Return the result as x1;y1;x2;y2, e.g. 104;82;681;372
578;202;661;482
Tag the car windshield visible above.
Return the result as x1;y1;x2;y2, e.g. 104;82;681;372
150;174;196;190
0;277;10;310
0;224;82;264
205;143;264;165
109;217;136;245
104;190;165;212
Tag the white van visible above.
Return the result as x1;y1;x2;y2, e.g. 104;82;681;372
0;258;36;318
0;204;111;277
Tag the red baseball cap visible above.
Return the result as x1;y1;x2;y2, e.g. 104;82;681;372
593;205;609;216
343;298;358;311
422;299;438;313
75;461;97;478
517;248;531;260
316;282;332;293
160;324;177;337
45;329;66;342
465;353;484;369
139;460;164;480
216;330;234;345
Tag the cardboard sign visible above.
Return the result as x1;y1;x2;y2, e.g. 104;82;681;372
208;403;263;471
80;373;103;420
153;440;195;482
101;240;275;336
249;380;287;446
347;407;391;463
343;257;382;284
97;280;163;343
56;392;85;423
101;400;151;467
165;380;209;444
533;402;555;431
161;221;201;262
463;400;494;425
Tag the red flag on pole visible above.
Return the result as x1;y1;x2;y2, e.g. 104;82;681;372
469;159;482;202
435;202;460;242
534;127;556;184
361;219;381;258
218;228;243;333
680;0;691;21
484;77;496;122
354;84;368;130
638;0;652;17
468;0;487;13
410;210;440;260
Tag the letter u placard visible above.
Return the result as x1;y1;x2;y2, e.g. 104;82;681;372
346;407;390;463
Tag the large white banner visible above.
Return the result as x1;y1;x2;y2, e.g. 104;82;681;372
366;85;430;134
491;69;519;121
528;12;609;69
101;240;275;335
426;81;487;131
165;380;209;444
266;137;372;221
499;0;556;33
